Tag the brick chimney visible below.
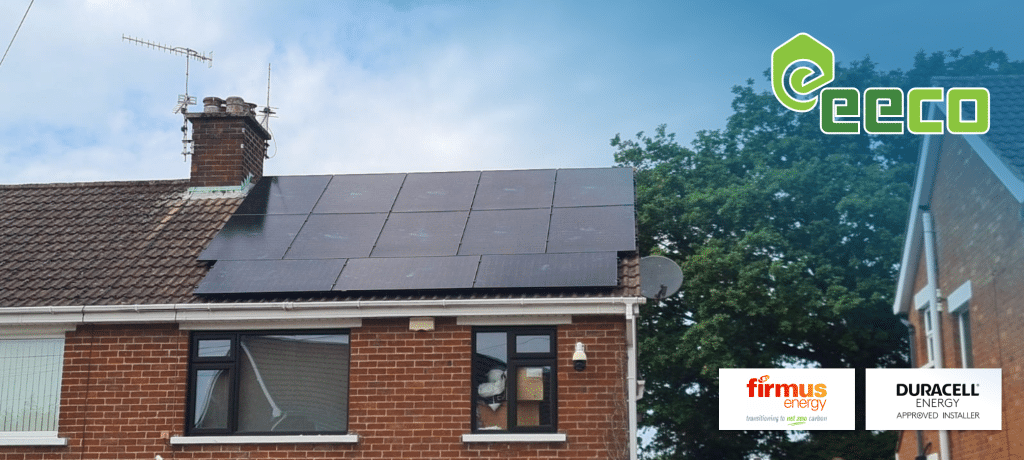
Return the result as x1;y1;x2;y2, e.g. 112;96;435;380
185;96;272;188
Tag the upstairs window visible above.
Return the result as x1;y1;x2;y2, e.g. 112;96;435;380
187;331;350;435
0;338;64;436
472;327;556;433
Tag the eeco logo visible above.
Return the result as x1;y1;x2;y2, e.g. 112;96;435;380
720;368;854;430
771;33;990;135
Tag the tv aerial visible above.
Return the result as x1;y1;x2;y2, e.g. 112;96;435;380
257;63;277;130
122;35;213;157
639;255;684;301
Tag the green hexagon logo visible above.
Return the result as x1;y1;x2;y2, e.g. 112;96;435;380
771;33;835;112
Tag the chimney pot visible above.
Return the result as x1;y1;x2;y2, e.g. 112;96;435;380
226;96;247;114
203;97;225;113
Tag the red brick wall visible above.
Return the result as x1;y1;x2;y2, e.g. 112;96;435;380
898;133;1024;460
188;114;268;188
1;316;629;460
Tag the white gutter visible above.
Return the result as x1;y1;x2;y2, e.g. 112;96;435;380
922;212;951;460
0;297;643;329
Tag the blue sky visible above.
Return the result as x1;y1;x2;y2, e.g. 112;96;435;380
0;0;1021;184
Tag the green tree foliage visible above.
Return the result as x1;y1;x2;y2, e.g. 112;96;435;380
615;49;1022;460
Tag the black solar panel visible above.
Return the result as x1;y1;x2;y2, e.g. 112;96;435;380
284;213;388;259
553;168;634;207
197;214;308;261
392;171;480;212
458;208;550;255
371;211;469;257
334;256;479;291
194;168;635;295
546;205;636;253
474;252;618;288
312;174;405;214
235;175;332;215
194;259;347;294
472;169;556;210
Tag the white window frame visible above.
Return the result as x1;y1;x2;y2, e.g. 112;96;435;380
948;281;973;369
0;327;71;446
914;288;935;368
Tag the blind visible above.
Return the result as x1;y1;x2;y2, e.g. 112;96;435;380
0;338;64;432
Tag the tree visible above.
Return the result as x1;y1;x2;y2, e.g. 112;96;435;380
616;49;1023;459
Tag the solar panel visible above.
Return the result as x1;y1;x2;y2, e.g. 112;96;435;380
371;211;469;257
197;214;308;261
235;175;332;215
334;256;479;291
474;252;618;288
194;259;347;294
458;208;550;255
284;213;388;259
312;173;405;213
392;171;480;212
546;205;636;253
472;169;556;210
552;168;634;207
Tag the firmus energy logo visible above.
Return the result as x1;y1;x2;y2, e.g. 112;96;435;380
747;375;828;411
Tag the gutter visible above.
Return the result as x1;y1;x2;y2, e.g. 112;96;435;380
0;297;644;329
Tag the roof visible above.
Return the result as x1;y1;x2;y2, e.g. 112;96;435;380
0;180;239;307
933;75;1024;180
1;171;639;308
892;75;1024;315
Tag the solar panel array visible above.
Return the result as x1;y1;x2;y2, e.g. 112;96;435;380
194;168;635;295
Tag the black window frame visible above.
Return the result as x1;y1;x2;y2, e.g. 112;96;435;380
186;329;351;436
470;326;557;433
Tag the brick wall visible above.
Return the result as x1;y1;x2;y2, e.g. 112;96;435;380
186;110;270;188
898;133;1024;460
1;316;629;460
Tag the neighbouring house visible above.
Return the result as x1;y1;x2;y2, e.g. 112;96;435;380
892;75;1024;460
0;96;644;459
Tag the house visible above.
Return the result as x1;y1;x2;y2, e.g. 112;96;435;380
0;96;644;459
892;75;1024;460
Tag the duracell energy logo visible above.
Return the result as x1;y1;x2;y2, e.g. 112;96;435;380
747;375;827;412
894;383;982;420
865;369;1001;430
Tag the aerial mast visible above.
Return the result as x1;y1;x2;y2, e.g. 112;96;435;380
122;35;213;157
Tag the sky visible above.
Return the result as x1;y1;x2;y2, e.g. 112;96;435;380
0;0;1021;184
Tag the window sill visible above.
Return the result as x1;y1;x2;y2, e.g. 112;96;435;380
0;435;68;446
169;434;359;445
462;433;567;443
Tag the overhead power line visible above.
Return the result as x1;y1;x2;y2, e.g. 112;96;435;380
0;0;34;70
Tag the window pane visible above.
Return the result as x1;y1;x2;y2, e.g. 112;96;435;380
0;339;63;432
193;369;230;430
515;335;550;354
474;332;508;430
516;366;552;427
197;339;231;358
237;334;349;433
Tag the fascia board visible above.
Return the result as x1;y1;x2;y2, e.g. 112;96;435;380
1;297;644;328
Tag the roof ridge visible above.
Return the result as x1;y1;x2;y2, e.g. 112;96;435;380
0;178;189;190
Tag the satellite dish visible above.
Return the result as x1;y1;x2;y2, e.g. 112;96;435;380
640;255;683;300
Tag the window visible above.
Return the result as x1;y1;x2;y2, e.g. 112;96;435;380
919;306;936;367
187;331;350;435
472;327;556;433
948;281;973;368
0;337;64;441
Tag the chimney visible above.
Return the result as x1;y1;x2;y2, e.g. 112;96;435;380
185;96;272;188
